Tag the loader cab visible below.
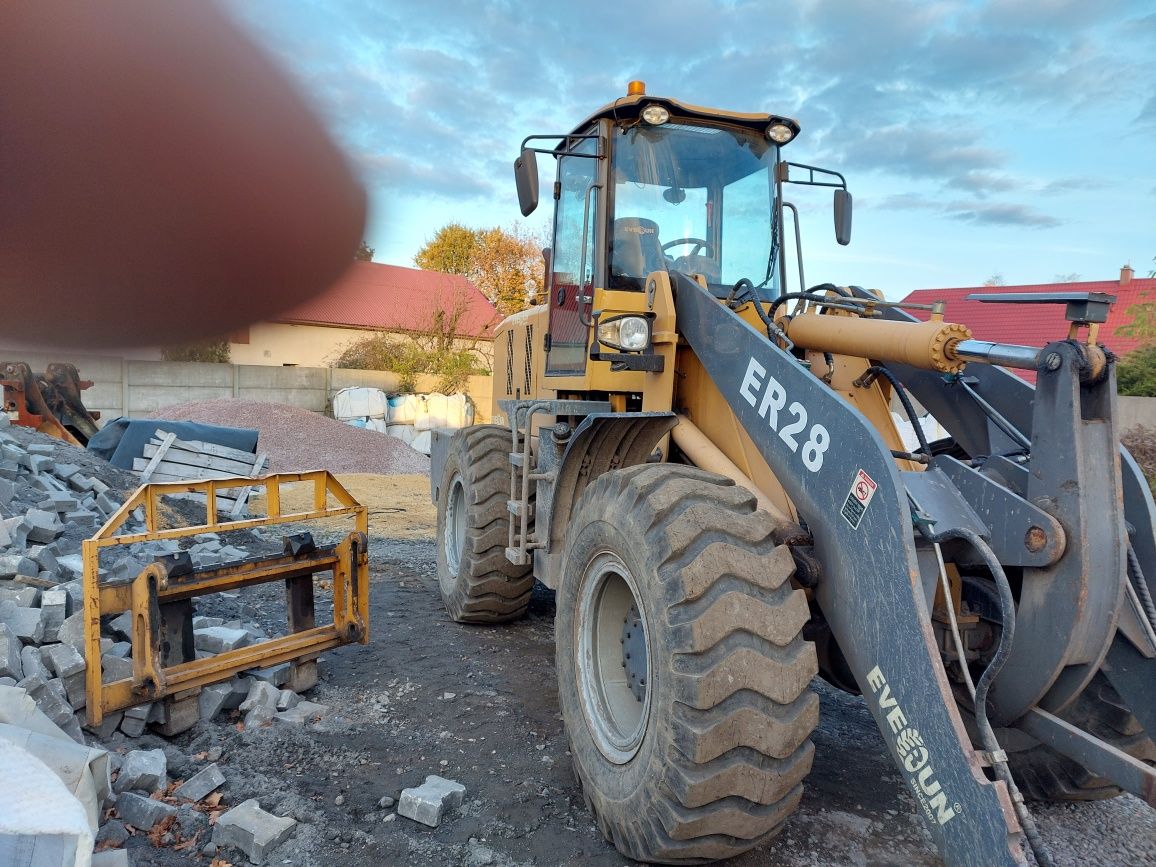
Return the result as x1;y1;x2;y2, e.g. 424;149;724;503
608;115;782;298
517;85;802;377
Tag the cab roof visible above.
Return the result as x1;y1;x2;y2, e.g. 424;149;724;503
569;89;800;140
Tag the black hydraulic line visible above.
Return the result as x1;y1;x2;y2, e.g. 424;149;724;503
769;287;854;318
919;525;1054;867
731;278;794;350
855;366;931;456
1127;543;1156;634
957;379;1032;451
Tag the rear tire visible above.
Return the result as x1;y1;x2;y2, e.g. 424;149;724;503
436;425;533;623
556;465;818;863
1009;674;1156;801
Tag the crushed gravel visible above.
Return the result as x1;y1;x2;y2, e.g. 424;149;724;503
148;399;430;475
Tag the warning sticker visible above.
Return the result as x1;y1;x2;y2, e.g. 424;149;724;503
840;468;878;529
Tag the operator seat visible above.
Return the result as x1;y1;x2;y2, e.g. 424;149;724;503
610;217;667;290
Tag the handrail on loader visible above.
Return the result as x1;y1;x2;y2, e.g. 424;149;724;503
83;470;369;727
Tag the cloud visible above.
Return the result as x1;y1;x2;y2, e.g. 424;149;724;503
218;0;1151;259
947;201;1062;228
877;193;1062;228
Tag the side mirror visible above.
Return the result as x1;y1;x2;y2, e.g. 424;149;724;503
834;188;852;246
514;149;539;216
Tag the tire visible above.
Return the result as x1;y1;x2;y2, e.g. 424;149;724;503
1009;674;1156;802
555;464;819;863
436;425;533;623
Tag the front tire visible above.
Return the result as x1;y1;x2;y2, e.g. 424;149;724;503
436;425;533;623
556;465;818;863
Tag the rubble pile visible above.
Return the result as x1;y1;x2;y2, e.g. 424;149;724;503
0;417;331;864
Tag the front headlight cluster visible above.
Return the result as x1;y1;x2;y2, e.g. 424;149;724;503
597;315;650;352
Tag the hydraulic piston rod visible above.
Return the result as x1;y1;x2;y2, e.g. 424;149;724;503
949;339;1041;371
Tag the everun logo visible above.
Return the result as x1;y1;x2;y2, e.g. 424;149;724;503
867;664;958;826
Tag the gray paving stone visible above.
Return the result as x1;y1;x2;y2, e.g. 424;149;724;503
57;610;85;651
175;762;225;802
107;610;133;640
238;679;280;713
194;625;251;654
0;584;39;607
154;694;200;736
20;645;50;682
272;700;329;728
246;661;290;687
0;624;24;679
212;799;296;864
84;708;123;739
198;682;233;721
23;508;62;543
120;703;151;737
115;748;168;793
39;588;68;641
103;653;135;684
398;775;467;827
0;600;44;643
116;791;177;829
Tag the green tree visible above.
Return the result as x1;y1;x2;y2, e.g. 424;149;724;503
982;273;1005;286
415;222;544;315
1116;290;1156;342
414;223;477;275
1116;345;1156;397
161;339;230;363
354;240;375;261
470;225;545;315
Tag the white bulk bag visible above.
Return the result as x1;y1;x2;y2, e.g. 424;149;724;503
387;394;419;424
333;387;387;420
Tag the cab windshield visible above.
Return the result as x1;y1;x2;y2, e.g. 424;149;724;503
610;120;778;296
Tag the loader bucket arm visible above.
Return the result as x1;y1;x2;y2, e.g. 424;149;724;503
673;275;1024;865
871;296;1156;743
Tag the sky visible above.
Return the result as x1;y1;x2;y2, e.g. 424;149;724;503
223;0;1156;298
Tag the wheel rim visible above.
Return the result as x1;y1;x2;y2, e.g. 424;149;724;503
442;474;467;591
576;551;652;764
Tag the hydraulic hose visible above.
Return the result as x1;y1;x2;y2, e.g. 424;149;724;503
1127;543;1156;634
856;365;931;456
918;525;1054;867
730;278;793;350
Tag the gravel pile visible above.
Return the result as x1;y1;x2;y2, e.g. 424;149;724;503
149;399;430;475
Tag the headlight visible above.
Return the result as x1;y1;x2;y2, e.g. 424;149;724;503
641;104;670;125
767;122;795;143
598;315;651;352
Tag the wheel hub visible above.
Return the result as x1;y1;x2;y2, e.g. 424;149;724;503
576;553;652;764
621;603;647;702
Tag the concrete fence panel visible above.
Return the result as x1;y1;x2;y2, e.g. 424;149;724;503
3;352;504;427
1118;396;1156;433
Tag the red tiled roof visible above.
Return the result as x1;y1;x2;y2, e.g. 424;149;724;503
275;261;501;338
902;275;1156;383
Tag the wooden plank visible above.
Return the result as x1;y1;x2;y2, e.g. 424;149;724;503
133;460;251;483
229;453;268;518
142;442;257;476
138;431;177;483
152;431;262;463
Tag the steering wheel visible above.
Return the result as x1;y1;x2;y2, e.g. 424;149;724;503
662;237;715;258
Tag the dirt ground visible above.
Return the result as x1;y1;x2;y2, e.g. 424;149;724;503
124;474;1154;866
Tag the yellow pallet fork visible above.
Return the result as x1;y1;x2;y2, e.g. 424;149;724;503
83;471;368;731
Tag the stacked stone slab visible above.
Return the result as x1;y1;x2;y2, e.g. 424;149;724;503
2;421;330;865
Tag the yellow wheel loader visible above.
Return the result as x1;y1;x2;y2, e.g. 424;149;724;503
429;82;1156;865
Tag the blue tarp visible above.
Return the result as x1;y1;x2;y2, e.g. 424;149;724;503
87;418;259;470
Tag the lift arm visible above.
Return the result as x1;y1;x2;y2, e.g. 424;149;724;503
673;275;1024;866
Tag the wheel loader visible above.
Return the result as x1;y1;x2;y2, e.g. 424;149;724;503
428;81;1156;865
